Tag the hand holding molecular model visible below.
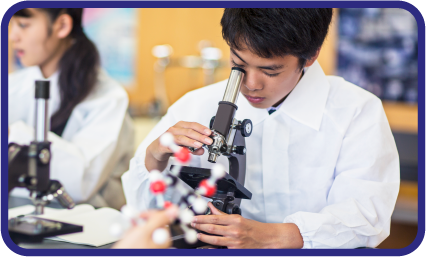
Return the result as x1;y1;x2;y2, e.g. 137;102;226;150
111;132;226;246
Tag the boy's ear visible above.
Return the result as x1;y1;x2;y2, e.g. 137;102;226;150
305;48;321;67
54;13;73;39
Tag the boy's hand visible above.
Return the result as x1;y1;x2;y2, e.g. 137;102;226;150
191;202;304;249
146;121;213;171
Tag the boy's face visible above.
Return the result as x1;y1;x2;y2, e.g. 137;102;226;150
230;46;306;109
9;9;62;68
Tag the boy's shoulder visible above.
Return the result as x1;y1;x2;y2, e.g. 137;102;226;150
173;80;228;107
326;75;382;109
184;80;227;98
168;80;228;122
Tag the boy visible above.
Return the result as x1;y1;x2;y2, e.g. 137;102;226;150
122;8;399;248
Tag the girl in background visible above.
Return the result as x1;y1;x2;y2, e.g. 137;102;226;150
8;8;134;209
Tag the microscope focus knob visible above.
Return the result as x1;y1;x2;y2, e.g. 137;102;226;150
233;146;246;155
225;203;242;215
240;119;253;137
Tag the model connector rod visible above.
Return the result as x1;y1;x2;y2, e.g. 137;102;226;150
208;67;245;163
35;80;50;142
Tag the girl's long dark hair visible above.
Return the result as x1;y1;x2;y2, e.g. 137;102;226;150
14;8;100;136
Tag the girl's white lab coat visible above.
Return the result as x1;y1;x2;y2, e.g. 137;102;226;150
122;61;400;248
8;66;134;209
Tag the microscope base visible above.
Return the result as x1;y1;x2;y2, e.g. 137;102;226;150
170;224;208;248
8;216;83;244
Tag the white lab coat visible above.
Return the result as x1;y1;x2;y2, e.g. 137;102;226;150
8;66;134;209
122;61;399;248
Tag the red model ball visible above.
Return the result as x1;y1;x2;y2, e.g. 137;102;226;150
174;147;191;163
164;201;172;208
199;179;216;197
150;180;166;194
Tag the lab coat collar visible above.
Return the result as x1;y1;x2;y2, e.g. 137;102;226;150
27;65;59;81
236;61;330;130
279;61;330;131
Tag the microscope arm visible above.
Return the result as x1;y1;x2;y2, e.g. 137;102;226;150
8;143;29;194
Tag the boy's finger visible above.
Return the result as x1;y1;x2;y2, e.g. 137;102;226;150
178;121;212;136
208;201;225;215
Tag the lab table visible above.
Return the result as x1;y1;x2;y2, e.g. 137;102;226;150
7;196;113;249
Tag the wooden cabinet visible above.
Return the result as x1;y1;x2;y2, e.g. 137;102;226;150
383;102;418;133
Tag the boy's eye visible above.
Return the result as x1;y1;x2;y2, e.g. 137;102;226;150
232;59;280;77
231;60;244;68
264;72;280;78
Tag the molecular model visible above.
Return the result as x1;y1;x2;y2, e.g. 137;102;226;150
110;204;170;245
110;132;226;246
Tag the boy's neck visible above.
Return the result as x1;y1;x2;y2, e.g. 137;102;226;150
271;69;305;108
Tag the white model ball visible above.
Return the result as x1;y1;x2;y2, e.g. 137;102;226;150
192;198;208;214
160;132;174;147
110;223;123;237
179;209;194;224
211;164;226;179
185;229;198;244
121;205;138;219
149;170;162;181
152;228;169;245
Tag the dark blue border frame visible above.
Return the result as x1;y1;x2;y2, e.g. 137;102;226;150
1;1;424;256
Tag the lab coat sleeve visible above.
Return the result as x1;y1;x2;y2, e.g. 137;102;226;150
283;97;400;248
8;88;128;203
122;93;201;211
8;71;30;126
121;103;178;211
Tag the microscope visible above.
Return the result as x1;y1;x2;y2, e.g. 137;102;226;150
8;81;82;244
171;67;253;248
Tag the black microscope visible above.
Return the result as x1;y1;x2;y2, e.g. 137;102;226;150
171;67;253;248
8;81;82;244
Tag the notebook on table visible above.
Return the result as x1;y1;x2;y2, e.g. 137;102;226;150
8;204;122;247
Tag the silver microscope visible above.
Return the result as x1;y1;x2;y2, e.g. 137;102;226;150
8;81;82;244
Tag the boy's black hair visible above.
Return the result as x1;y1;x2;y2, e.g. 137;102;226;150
221;8;333;70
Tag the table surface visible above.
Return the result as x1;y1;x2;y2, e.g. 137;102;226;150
8;196;113;249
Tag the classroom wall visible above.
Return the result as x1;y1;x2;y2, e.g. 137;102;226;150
130;8;338;113
7;8;337;112
317;8;338;79
7;8;417;134
130;8;230;113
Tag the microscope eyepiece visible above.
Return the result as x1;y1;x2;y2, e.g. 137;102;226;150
35;80;50;99
34;80;50;142
231;67;246;74
222;68;245;104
